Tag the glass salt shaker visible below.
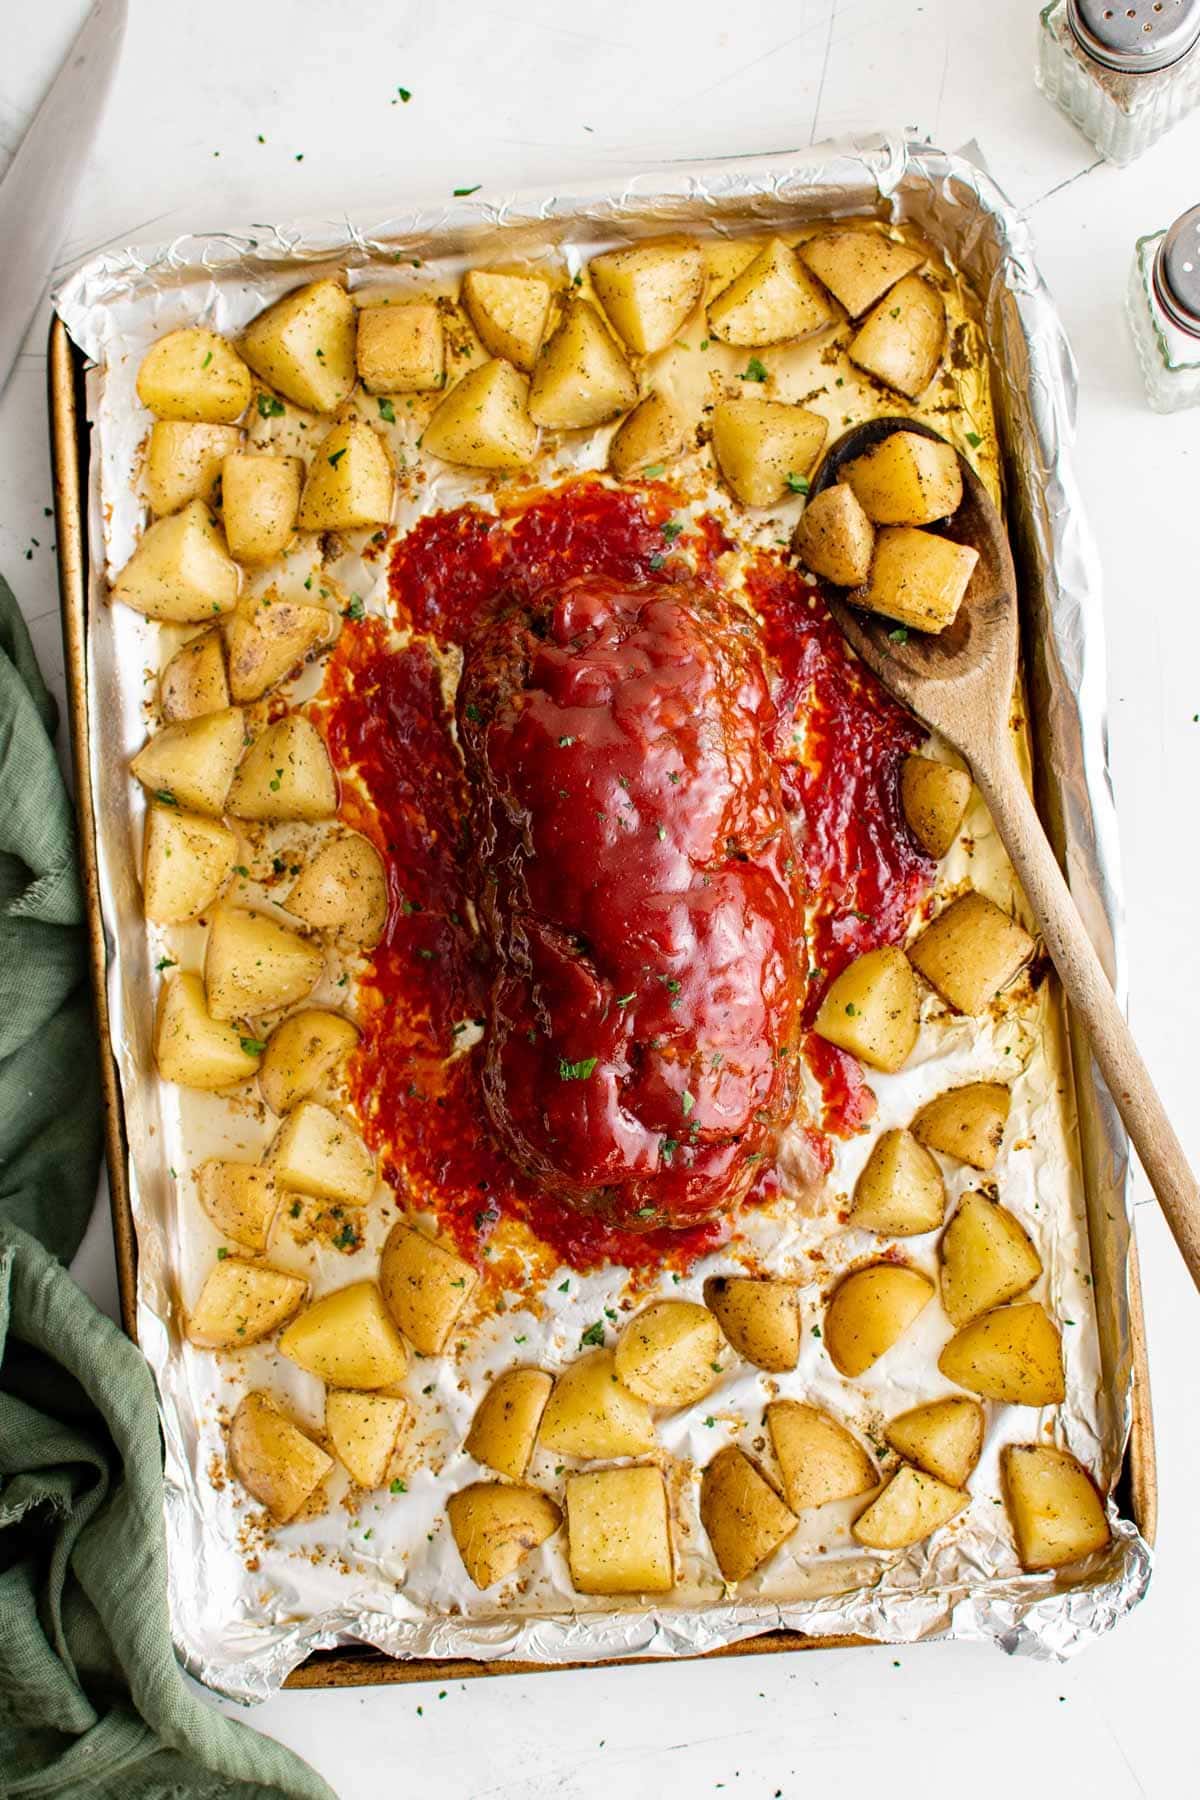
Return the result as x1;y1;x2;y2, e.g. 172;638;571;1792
1127;204;1200;411
1036;0;1200;165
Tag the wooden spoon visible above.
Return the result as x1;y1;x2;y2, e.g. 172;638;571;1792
810;416;1200;1288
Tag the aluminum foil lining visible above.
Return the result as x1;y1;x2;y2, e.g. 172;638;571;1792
54;131;1151;1700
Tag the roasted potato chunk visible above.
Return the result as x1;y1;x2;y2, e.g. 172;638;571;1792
227;715;338;823
938;1302;1065;1405
142;805;237;924
195;1159;278;1252
136;328;252;424
911;1081;1011;1172
565;1465;673;1595
221;453;303;564
187;1257;306;1349
589;237;705;354
812;945;921;1073
608;390;688;480
154;972;262;1090
797;230;924;319
703;1276;799;1373
270;1101;376;1206
356;301;444;394
849;274;946;399
286;833;388;946
111;499;240;624
144;421;242;516
842;433;962;526
159;630;230;723
851;1464;968;1550
461;269;552;372
421;358;539;469
448;1483;562;1590
131;708;245;816
326;1390;407;1490
528;301;638;430
224;594;334;703
280;1281;409;1389
792;484;875;586
258;1008;359;1114
765;1400;877;1511
464;1368;554;1481
824;1263;934;1378
900;755;972;859
1001;1444;1110;1571
379;1221;477;1354
849;1128;945;1236
707;238;832;345
856;526;979;634
711;398;827;508
538;1350;654;1459
700;1446;797;1582
908;890;1035;1015
885;1397;984;1488
297;419;394;532
940;1192;1042;1327
229;1392;332;1523
613;1300;724;1408
240;279;357;414
203;906;324;1022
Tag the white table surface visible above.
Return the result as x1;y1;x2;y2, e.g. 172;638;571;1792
3;3;1197;1795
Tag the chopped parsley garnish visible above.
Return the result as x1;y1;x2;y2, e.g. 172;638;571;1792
965;430;982;449
390;1478;408;1493
328;447;347;468
614;992;635;1008
811;1324;822;1339
464;702;482;722
257;393;285;418
785;472;810;494
681;1090;694;1116
558;1279;570;1292
290;1200;302;1218
844;1003;858;1017
740;356;768;383
649;552;666;570
155;957;176;973
558;1055;598;1081
661;519;684;539
643;463;665;478
888;626;909;644
201;350;213;369
216;1247;228;1259
580;1320;606;1348
454;184;482;197
378;397;397;422
397;87;412;102
154;789;177;806
558;734;575;747
660;1137;679;1161
240;1036;267;1055
343;595;365;621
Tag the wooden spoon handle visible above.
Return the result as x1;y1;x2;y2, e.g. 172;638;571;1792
970;748;1200;1289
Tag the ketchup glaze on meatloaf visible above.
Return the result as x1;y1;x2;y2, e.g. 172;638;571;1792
457;572;806;1231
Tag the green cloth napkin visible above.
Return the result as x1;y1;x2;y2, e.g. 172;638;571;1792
0;576;333;1800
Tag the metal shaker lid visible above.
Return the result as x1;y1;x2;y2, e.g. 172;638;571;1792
1154;204;1200;335
1069;0;1200;74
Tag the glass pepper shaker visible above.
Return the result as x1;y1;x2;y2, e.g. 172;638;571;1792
1127;204;1200;411
1036;0;1200;165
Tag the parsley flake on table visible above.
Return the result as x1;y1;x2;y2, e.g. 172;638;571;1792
454;184;481;197
558;1055;598;1081
397;87;412;102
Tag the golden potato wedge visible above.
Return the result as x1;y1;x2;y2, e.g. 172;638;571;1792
326;1390;407;1489
565;1465;673;1595
940;1192;1042;1328
849;1128;945;1236
707;238;833;346
613;1300;724;1408
792;484;875;586
379;1221;477;1354
464;1368;554;1480
227;715;338;822
229;1392;332;1523
855;526;979;634
356;301;444;394
938;1301;1065;1405
154;972;262;1089
908;891;1036;1016
131;708;245;816
461;269;553;372
240;279;357;414
900;755;972;860
797;230;925;319
700;1445;797;1583
885;1397;984;1488
195;1159;279;1252
270;1101;376;1206
449;1482;562;1590
537;1350;654;1459
203;906;324;1021
285;833;388;946
221;453;303;565
710;398;827;508
224;594;334;704
136;328;252;424
297;419;394;533
144;421;242;516
589;237;705;354
159;630;230;723
812;945;921;1073
849;273;946;399
421;357;539;469
280;1281;408;1389
765;1400;877;1511
259;1008;360;1114
142;805;237;924
851;1463;968;1550
1001;1444;1110;1571
911;1081;1011;1172
111;499;240;624
528;301;637;430
824;1263;934;1378
702;1276;799;1373
187;1256;306;1349
842;433;963;526
608;390;688;481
